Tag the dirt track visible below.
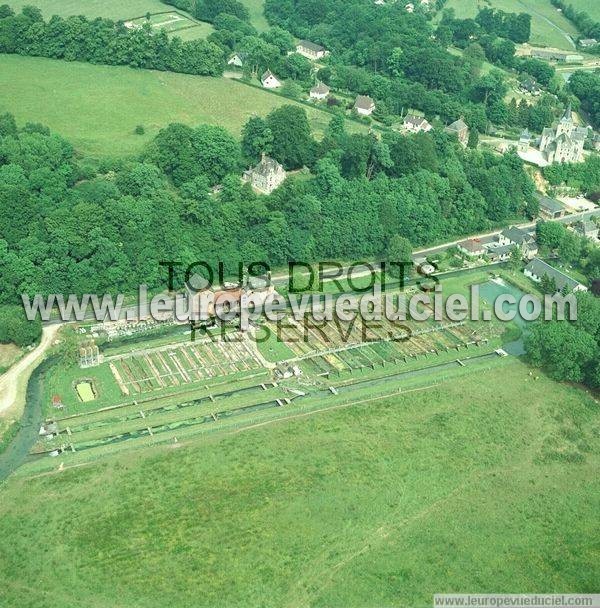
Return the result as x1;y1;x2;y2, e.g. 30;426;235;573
0;325;61;417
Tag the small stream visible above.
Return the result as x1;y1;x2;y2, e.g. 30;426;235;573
0;356;56;481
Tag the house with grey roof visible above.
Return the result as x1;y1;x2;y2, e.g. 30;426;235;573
579;38;598;48
535;193;565;219
487;243;516;262
445;118;469;146
310;81;330;100
261;69;282;89
354;95;376;116
243;154;286;194
539;104;587;164
296;40;328;60
518;129;532;153
497;226;538;260
403;113;432;133
524;258;587;293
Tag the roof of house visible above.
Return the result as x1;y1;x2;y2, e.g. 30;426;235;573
458;238;485;253
446;118;468;132
297;40;325;53
261;69;278;82
535;193;564;214
354;95;375;110
310;81;330;95
404;114;430;129
488;244;516;258
525;258;584;292
501;226;534;245
520;129;531;142
251;155;284;178
580;38;598;46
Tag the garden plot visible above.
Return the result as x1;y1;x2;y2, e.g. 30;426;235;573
109;334;263;395
267;314;498;375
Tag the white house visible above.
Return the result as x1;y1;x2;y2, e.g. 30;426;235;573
261;70;282;89
227;52;246;68
403;114;433;133
310;81;330;100
457;239;487;257
354;95;375;116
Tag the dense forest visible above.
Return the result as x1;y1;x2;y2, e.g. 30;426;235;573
0;106;536;305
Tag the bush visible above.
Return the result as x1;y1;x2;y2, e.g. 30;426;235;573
134;125;145;135
0;306;42;347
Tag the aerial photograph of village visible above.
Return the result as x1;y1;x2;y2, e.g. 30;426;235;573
0;0;599;606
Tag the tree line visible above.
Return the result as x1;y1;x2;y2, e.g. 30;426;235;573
0;5;224;76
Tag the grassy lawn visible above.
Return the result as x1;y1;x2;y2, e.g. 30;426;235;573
240;0;269;32
0;55;356;159
0;359;598;607
443;0;580;50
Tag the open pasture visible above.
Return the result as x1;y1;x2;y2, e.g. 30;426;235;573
3;360;598;608
443;0;580;50
0;55;355;159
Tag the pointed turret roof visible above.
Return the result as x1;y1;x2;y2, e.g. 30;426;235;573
560;103;572;122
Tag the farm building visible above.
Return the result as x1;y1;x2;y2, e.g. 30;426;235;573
579;39;598;48
310;81;330;100
445;118;469;146
535;194;565;219
296;40;328;60
524;258;587;293
530;48;584;63
403;114;432;133
261;70;282;89
243;154;286;194
354;95;376;116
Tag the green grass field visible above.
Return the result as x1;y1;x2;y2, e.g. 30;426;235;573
240;0;269;32
568;0;600;21
443;0;580;50
0;359;598;607
0;55;353;159
4;0;172;20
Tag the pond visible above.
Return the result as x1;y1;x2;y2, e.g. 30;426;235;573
478;278;532;356
75;381;96;402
